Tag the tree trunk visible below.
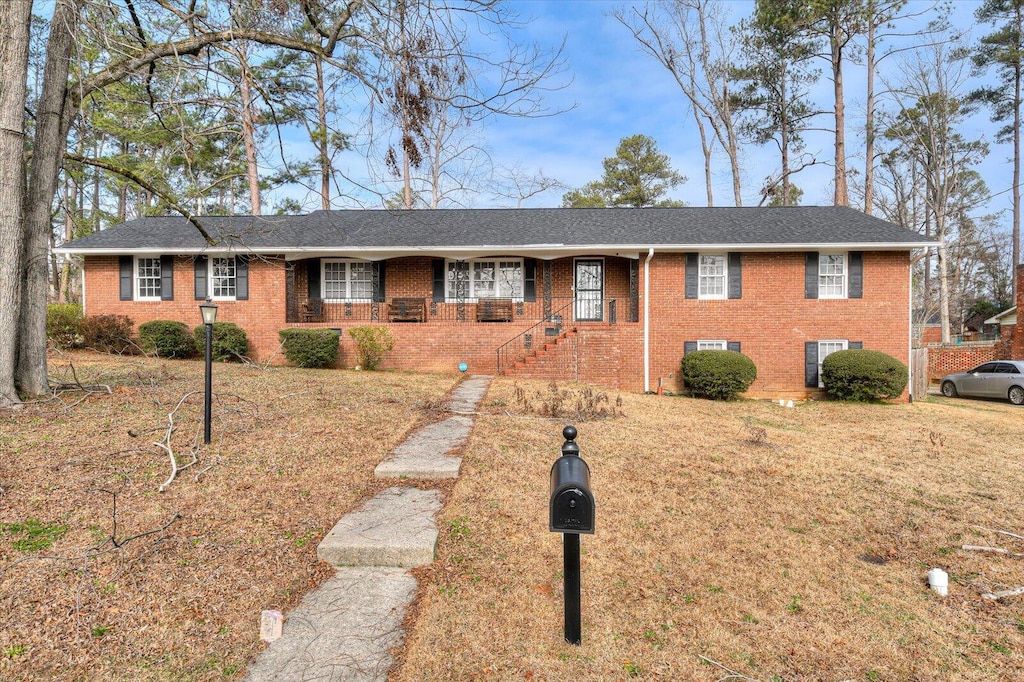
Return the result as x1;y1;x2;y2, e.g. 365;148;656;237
723;84;742;206
0;0;32;407
832;32;848;206
864;4;876;215
316;56;330;211
238;44;261;216
18;0;80;398
1013;47;1021;289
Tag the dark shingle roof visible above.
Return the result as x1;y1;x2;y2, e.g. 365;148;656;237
56;207;936;255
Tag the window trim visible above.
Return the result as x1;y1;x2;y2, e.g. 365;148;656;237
697;339;728;351
818;252;848;300
445;257;525;302
209;256;237;301
321;258;374;302
135;256;162;301
697;253;727;300
817;339;848;387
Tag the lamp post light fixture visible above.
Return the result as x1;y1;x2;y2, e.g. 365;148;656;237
199;298;218;444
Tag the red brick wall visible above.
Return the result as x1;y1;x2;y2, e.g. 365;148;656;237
927;344;998;382
84;255;288;359
84;250;913;398
645;252;912;400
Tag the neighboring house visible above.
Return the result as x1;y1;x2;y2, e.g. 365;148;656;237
55;207;936;398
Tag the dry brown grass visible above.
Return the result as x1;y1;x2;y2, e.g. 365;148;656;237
0;351;457;681
396;378;1024;681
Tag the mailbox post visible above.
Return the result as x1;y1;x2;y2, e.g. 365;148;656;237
549;425;594;645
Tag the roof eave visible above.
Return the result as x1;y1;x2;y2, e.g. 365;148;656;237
54;241;940;258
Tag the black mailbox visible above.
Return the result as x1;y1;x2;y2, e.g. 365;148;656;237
549;426;595;534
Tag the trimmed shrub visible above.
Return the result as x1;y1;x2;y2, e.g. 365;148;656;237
47;303;83;350
348;325;394;370
681;350;757;401
821;349;907;402
279;328;340;368
193;322;248;362
139;320;196;359
78;315;135;354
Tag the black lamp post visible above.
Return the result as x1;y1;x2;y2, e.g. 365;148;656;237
199;298;218;444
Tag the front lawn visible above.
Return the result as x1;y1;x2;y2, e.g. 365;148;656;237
0;352;456;681
395;380;1024;681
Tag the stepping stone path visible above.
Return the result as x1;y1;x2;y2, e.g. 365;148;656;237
246;375;492;682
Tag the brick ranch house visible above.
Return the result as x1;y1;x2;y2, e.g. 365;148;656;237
55;207;936;398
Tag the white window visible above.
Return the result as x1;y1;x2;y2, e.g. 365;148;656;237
211;257;236;299
698;254;726;299
697;340;727;351
136;257;162;299
447;259;523;300
818;339;848;387
819;253;847;299
323;260;372;301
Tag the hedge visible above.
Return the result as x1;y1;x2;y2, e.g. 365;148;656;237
193;322;248;362
821;349;907;402
279;328;340;368
47;303;83;350
681;350;757;401
139;320;196;359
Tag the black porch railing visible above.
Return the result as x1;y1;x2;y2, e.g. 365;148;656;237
495;300;578;374
291;297;623;326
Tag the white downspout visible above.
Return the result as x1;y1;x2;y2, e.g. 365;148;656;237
643;248;654;393
908;255;914;402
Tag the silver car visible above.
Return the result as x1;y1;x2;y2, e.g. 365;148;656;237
940;361;1024;405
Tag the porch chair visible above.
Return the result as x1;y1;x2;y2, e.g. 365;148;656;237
301;298;324;322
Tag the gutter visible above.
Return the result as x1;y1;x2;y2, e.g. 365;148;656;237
644;248;654;393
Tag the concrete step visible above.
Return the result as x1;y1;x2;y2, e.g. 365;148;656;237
317;487;442;568
374;416;470;480
245;566;415;681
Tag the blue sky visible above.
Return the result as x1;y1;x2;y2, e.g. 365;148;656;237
284;0;1006;221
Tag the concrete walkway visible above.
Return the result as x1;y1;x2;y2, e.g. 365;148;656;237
246;375;492;682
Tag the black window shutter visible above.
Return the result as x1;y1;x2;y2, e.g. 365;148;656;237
848;251;863;298
685;253;698;299
805;252;819;299
432;259;445;302
119;256;133;300
683;341;697;355
194;256;208;300
159;255;173;300
306;258;321;299
727;341;741;352
805;341;819;387
372;261;386;302
235;255;249;300
523;258;537;302
849;341;863;349
728;252;742;299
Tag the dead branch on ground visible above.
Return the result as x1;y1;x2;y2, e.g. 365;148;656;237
155;392;202;492
982;586;1024;601
962;545;1024;558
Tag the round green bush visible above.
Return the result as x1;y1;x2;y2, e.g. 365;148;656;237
821;349;907;402
193;322;248;362
279;328;340;368
681;350;757;400
78;314;135;354
47;303;83;350
139;320;196;359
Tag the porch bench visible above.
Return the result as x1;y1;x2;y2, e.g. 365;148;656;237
388;297;426;322
476;298;514;322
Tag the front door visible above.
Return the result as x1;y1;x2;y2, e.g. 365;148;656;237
574;259;604;322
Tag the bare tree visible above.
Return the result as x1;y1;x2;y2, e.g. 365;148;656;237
879;42;990;343
3;0;360;404
616;0;743;206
